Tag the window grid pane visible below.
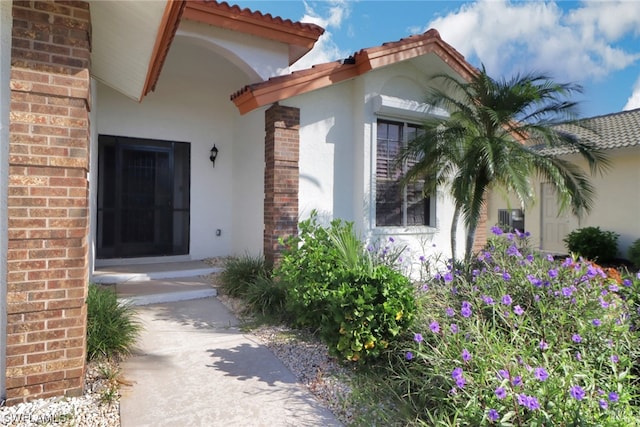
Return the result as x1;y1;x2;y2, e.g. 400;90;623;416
375;120;431;227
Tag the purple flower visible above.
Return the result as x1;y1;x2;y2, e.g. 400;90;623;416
548;268;558;278
506;245;522;258
405;351;413;361
461;301;472;318
546;254;555;262
539;339;549;350
562;257;573;267
562;287;573;297
572;334;582;343
388;237;395;243
445;307;455;317
575;351;582;361
514;305;524;316
623;279;632;287
419;255;426;262
498;369;510;379
570;385;585;400
482;295;494;305
461;349;471;362
534;367;548;382
491;226;503;235
599;399;608;410
495;387;507;399
488;409;499;422
414;333;423;343
455;376;466;388
501;294;513;306
611;355;619;363
608;391;619;402
429;321;440;333
450;323;458;334
512;376;523;387
517;394;540;411
592;319;602;327
609;283;619;292
502;272;511;281
527;274;542;287
443;272;454;282
507;245;522;258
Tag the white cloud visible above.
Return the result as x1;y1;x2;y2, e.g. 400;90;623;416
426;0;640;83
292;0;352;70
623;76;640;111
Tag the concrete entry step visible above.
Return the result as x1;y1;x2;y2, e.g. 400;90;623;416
92;260;221;284
93;260;222;306
112;277;218;306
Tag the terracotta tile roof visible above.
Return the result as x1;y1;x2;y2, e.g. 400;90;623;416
230;29;479;115
543;108;640;155
182;1;325;65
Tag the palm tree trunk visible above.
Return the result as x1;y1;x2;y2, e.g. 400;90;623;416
464;222;477;263
450;205;461;265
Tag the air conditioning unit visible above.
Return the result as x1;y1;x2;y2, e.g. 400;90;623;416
498;209;525;232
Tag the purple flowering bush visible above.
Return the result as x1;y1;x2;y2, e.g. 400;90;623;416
385;230;640;425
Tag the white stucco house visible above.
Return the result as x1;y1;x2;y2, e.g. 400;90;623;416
1;0;484;402
487;108;640;259
92;1;480;269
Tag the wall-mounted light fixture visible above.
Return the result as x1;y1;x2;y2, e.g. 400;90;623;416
209;144;219;168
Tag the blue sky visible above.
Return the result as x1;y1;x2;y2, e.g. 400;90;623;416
231;1;640;119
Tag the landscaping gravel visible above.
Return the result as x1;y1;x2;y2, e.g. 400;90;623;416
0;362;120;427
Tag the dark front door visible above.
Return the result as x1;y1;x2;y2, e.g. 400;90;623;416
97;135;190;259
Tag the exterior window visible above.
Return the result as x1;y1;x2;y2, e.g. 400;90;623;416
376;120;431;227
498;209;525;232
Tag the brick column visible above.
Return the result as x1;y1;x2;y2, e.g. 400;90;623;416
6;0;91;404
264;104;299;266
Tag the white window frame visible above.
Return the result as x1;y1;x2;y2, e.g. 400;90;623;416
370;95;447;236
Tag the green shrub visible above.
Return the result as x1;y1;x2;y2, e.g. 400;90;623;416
628;238;640;268
243;274;287;318
87;284;141;360
219;253;268;297
323;264;415;362
380;231;640;425
563;226;619;263
276;212;416;363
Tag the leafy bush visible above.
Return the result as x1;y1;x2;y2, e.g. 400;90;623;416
563;226;619;263
219;253;268;297
381;231;640;425
628;238;640;269
276;212;416;363
87;284;141;360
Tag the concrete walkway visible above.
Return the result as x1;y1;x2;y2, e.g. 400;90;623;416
119;295;342;427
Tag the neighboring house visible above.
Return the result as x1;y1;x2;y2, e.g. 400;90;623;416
487;108;640;259
0;0;482;403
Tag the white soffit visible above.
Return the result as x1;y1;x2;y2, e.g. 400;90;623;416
89;1;168;101
373;95;448;122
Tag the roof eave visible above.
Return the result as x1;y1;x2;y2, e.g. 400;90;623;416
183;1;324;66
232;29;479;115
141;0;187;99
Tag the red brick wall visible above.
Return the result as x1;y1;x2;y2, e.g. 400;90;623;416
6;0;91;404
264;104;299;266
472;202;488;254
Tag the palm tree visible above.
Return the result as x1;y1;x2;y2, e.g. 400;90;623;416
399;66;608;263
